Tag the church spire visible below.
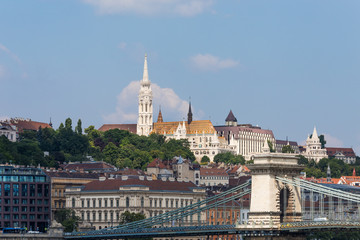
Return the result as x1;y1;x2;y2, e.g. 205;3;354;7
311;126;319;140
157;106;163;123
142;53;150;85
187;99;193;125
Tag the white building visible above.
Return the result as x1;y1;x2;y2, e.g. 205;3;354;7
137;54;153;136
66;176;206;230
215;110;276;160
0;122;17;142
303;127;328;162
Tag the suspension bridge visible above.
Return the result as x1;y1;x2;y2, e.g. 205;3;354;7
64;152;360;240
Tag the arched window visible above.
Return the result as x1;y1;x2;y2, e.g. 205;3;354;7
145;104;148;112
141;197;144;208
126;197;130;208
72;198;75;208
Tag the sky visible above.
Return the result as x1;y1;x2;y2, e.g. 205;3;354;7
1;0;360;153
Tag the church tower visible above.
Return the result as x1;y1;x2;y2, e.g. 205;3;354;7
137;54;153;136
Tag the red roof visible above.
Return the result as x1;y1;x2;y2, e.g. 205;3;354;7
326;147;356;158
147;158;167;169
82;178;201;192
200;168;228;176
98;124;137;133
9;119;51;132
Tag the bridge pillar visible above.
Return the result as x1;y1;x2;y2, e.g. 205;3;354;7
247;153;303;227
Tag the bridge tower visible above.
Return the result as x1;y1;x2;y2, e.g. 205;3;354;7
247;141;303;227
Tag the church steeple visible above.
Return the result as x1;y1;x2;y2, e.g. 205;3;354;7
137;54;153;136
187;100;193;125
157;106;163;123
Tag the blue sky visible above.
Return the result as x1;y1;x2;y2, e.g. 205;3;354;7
1;0;360;153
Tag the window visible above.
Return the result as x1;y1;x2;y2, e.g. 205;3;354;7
93;212;96;221
166;199;169;208
116;199;119;207
29;184;35;197
141;197;144;208
13;184;19;196
21;214;27;220
37;184;43;197
37;199;42;205
150;199;153;207
87;212;90;220
98;212;102;221
98;199;102;208
110;199;113;208
30;207;35;212
72;198;76;208
87;200;90;208
93;199;96;208
13;206;19;212
104;199;108;207
4;184;10;196
30;199;35;205
81;212;84;220
13;198;19;204
37;207;42;212
22;199;27;205
104;212;108;221
21;206;27;212
116;212;119;221
44;184;49;197
82;200;84;208
126;197;130;208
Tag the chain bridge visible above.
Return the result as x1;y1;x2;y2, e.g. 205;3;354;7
64;152;360;240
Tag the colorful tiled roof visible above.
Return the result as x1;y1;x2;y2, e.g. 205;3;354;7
98;124;137;133
152;120;215;135
82;178;201;192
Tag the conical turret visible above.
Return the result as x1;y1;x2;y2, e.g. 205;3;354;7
157;107;163;123
187;100;193;125
142;53;150;85
311;126;319;140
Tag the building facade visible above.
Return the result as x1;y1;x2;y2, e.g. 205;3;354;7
65;176;206;230
326;147;356;164
45;171;99;217
215;111;276;160
275;140;300;154
0;122;17;142
199;168;229;187
0;166;51;232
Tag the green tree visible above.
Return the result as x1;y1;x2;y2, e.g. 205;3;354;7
297;155;309;165
75;119;82;135
319;134;326;148
120;211;146;224
54;209;80;232
65;118;72;129
201;156;210;165
267;140;275;153
214;152;245;165
281;145;294;153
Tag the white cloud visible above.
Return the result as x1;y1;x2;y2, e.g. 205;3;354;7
190;54;239;71
82;0;213;16
103;81;190;123
323;133;344;147
0;43;21;64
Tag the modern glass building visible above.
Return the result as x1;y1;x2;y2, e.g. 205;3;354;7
0;165;51;232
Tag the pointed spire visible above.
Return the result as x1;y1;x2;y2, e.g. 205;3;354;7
49;117;53;128
157;106;163;123
142;53;150;84
262;139;270;153
327;164;331;182
312;126;319;140
187;98;193;125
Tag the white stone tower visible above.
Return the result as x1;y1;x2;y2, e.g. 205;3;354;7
304;127;327;162
137;54;153;136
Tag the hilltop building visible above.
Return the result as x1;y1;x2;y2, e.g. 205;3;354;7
303;127;328;162
275;139;300;154
0;122;17;142
326;147;356;164
214;110;276;160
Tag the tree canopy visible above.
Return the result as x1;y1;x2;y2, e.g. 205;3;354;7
213;152;245;165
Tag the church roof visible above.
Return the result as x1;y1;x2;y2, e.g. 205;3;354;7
152;120;215;135
98;124;137;134
225;110;237;122
157;109;163;123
